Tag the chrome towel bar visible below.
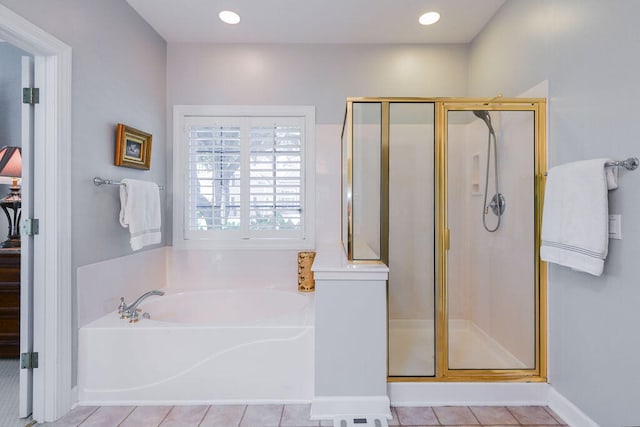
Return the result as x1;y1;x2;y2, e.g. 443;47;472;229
93;176;165;190
543;157;638;176
604;157;639;170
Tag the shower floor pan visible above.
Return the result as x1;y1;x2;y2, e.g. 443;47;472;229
389;319;527;376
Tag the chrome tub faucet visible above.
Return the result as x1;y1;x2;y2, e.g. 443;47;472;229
118;290;165;323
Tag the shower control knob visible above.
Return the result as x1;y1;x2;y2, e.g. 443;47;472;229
489;193;506;216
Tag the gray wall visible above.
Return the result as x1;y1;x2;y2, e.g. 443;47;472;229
168;43;469;125
470;1;640;425
0;43;24;149
0;42;29;237
1;0;167;263
0;0;167;385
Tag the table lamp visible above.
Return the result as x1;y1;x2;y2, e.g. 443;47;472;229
0;146;22;248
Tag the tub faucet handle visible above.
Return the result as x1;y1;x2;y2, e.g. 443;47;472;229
121;290;164;322
118;297;127;314
122;307;141;320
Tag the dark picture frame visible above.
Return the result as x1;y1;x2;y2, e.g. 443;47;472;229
115;123;152;170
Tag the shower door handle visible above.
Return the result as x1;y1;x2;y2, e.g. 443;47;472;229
444;228;450;251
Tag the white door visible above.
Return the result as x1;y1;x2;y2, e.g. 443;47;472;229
19;55;34;419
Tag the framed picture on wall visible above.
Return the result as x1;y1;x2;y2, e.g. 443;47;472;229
115;123;152;169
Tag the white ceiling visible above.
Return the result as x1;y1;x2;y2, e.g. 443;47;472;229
126;0;506;44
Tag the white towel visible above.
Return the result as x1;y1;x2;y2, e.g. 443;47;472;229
540;159;618;276
119;179;162;251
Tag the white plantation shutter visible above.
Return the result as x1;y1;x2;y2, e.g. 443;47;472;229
249;118;303;236
178;108;313;247
186;119;242;233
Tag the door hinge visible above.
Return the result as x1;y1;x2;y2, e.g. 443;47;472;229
21;352;38;369
22;218;40;236
22;87;40;105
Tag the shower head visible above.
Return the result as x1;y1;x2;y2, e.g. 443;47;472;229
473;110;495;134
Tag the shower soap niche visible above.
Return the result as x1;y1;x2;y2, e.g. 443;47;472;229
471;152;481;195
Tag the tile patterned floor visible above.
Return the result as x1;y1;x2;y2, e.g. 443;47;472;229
0;359;34;427
37;404;567;427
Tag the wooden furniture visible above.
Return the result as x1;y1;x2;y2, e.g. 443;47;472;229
0;250;20;358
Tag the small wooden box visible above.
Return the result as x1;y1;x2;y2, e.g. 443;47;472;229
297;251;316;292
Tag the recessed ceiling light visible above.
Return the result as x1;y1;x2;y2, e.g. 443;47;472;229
419;11;441;26
219;10;240;25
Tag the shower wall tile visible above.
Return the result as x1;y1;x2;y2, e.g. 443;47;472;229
314;124;342;248
456;108;537;368
388;121;435;321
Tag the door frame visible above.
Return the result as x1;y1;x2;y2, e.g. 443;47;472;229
19;54;34;419
0;5;72;422
435;99;547;381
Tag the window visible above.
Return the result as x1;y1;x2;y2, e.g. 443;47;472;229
173;106;315;249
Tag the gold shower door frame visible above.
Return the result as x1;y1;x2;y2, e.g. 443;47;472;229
342;97;547;383
434;99;547;382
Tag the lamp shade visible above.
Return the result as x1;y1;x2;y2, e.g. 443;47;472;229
0;146;22;178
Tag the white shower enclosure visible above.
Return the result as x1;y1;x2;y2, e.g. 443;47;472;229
341;98;547;382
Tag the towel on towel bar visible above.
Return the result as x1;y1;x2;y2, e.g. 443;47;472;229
119;179;161;251
540;159;617;276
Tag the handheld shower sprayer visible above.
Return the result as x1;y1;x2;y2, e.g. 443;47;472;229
473;110;495;135
473;110;504;232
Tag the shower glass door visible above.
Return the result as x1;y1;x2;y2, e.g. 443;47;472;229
343;97;546;381
442;104;544;375
388;102;435;377
351;102;382;260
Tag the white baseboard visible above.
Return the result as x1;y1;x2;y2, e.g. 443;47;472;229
388;382;549;406
70;386;79;409
388;382;599;427
79;398;312;406
548;386;599;427
311;396;391;420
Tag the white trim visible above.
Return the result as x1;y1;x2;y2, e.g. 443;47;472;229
548;386;599;427
172;105;316;250
19;54;34;419
310;396;391;420
0;5;72;423
388;382;599;426
70;386;79;408
79;398;312;407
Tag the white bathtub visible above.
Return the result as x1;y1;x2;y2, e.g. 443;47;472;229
78;289;314;404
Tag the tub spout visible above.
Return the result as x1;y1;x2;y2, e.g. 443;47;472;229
120;290;165;322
